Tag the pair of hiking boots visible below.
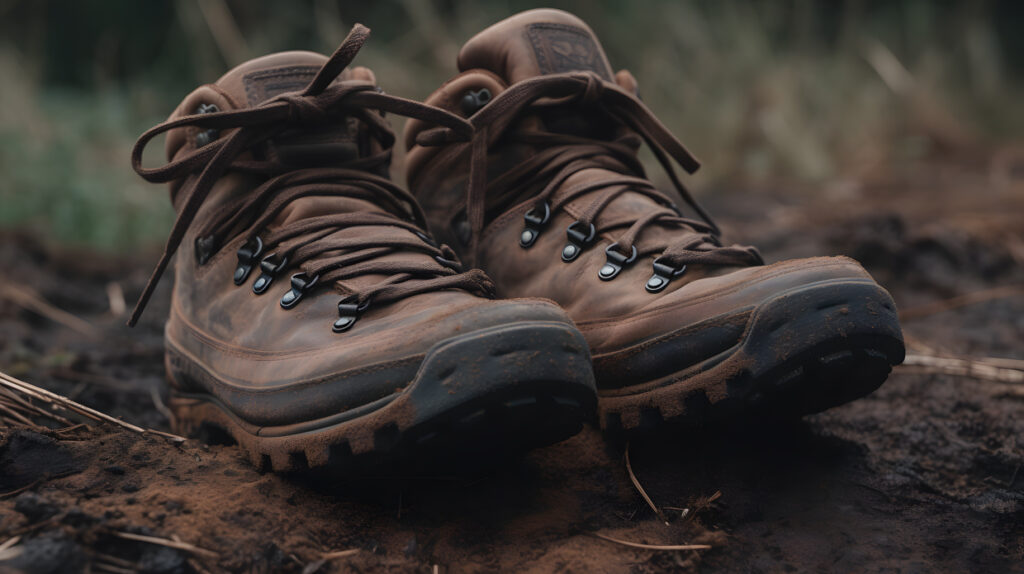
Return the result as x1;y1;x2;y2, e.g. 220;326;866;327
130;10;905;472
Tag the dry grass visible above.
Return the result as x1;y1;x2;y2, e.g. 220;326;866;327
0;369;186;441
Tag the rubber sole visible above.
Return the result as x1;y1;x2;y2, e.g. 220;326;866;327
167;321;597;473
599;279;906;435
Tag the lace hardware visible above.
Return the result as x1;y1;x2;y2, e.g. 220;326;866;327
519;201;551;248
252;252;289;294
598;243;638;281
194;235;217;265
414;231;438;248
561;220;596;262
280;272;320;309
233;236;264;285
194;103;220;147
645;257;687;293
435;255;462;272
460;88;492;116
333;295;371;333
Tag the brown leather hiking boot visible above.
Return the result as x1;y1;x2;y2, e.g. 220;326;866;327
128;25;596;471
405;10;905;434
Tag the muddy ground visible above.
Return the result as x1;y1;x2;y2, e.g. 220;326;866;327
1;157;1022;573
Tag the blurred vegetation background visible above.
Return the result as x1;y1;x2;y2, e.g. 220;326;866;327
1;0;1021;251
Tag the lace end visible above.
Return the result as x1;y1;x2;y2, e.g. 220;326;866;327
126;252;173;327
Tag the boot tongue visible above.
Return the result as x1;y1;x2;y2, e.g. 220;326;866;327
212;51;378;166
458;11;689;252
457;9;614;84
215;50;377;107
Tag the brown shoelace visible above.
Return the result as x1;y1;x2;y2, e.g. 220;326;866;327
417;71;763;282
129;24;490;329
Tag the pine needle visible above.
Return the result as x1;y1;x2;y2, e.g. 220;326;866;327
589;531;711;551
0;370;186;442
113;531;218;560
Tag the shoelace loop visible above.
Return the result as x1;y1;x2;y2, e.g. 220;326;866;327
128;24;480;327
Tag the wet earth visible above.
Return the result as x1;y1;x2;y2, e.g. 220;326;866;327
1;158;1022;573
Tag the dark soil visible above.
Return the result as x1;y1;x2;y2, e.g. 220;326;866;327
1;159;1022;573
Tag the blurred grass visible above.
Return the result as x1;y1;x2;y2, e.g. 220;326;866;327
1;0;1022;252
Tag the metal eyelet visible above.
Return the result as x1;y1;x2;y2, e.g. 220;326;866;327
233;236;264;285
598;243;638;281
460;88;492;116
645;257;687;293
280;272;320;309
561;221;596;262
333;295;370;333
194;103;220;147
519;202;551;248
252;252;289;294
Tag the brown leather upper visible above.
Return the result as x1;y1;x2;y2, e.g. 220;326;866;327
139;35;577;426
405;9;879;359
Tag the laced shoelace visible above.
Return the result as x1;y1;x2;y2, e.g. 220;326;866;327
417;71;763;291
129;24;490;330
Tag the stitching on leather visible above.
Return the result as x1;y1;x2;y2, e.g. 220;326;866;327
167;338;419;395
591;308;752;362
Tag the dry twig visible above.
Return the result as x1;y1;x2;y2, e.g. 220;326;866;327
0;535;23;561
902;354;1024;384
0;536;21;552
625;443;669;525
589;531;711;551
321;549;359;560
0;480;40;500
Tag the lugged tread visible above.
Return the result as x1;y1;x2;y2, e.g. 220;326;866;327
599;280;905;436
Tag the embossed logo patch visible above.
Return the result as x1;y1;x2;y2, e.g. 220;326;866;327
526;23;611;80
242;66;319;106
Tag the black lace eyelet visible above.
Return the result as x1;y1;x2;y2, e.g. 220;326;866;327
333;295;370;333
233;236;264;285
194;103;220;147
195;235;217;265
452;212;471;246
598;243;638;281
519;202;551;248
415;231;438;248
561;221;596;262
252;252;289;294
280;272;320;309
435;255;462;272
460;88;492;116
645;257;687;293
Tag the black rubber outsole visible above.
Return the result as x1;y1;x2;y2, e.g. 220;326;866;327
168;321;598;474
599;279;906;435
